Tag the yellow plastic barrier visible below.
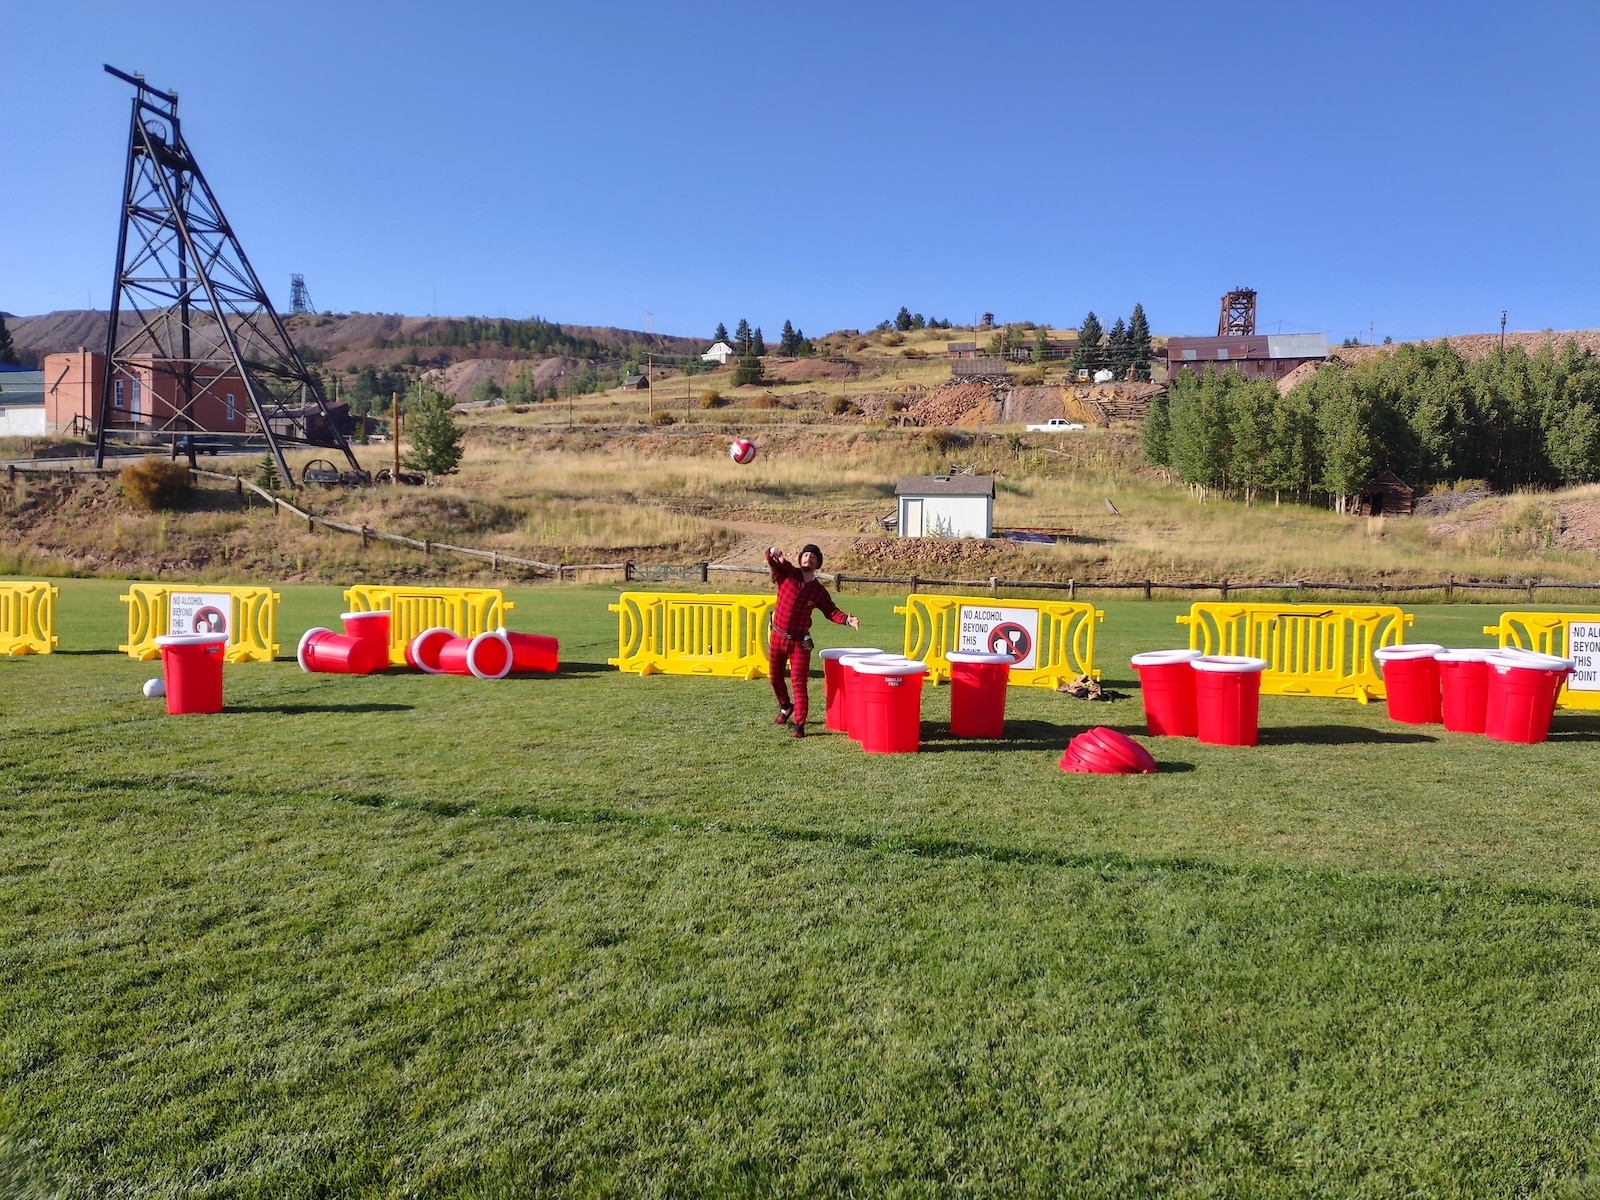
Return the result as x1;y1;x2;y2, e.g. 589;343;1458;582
1178;602;1412;702
0;581;59;655
344;585;514;666
120;584;281;663
896;593;1104;688
610;591;773;679
1483;610;1600;711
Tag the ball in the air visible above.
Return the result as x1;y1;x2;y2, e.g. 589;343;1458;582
730;438;756;465
142;678;166;699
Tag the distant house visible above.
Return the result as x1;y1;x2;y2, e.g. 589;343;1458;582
1357;470;1414;517
701;341;736;366
1163;332;1327;383
620;374;649;390
0;369;46;437
946;341;978;359
894;475;995;539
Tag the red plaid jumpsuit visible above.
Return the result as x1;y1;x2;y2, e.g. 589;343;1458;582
766;549;851;727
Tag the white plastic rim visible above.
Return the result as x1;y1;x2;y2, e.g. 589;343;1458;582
820;646;883;661
1373;643;1444;662
1130;649;1203;668
155;632;229;647
838;652;897;667
341;610;387;624
466;630;514;681
1191;655;1268;674
946;651;1014;665
852;658;931;677
411;626;458;675
296;627;334;672
1435;648;1494;663
1487;650;1574;673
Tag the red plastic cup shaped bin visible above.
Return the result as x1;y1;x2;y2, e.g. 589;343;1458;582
155;632;227;715
1484;650;1573;744
852;657;930;753
407;626;458;673
1436;649;1492;734
1130;648;1202;737
435;632;514;680
946;651;1013;738
1373;643;1444;725
340;611;391;664
1190;656;1268;747
820;647;882;733
298;627;386;675
839;653;897;742
501;630;559;674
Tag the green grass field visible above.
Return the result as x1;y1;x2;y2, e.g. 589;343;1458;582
3;580;1599;1196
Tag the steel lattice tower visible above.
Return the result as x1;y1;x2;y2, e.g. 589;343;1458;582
289;273;314;315
1217;288;1257;337
94;65;361;484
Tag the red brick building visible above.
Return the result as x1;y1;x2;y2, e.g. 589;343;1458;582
43;350;251;436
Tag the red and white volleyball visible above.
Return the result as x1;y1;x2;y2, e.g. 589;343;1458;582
729;438;756;465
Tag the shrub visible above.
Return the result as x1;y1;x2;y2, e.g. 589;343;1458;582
923;428;964;454
649;410;676;426
119;457;192;510
699;390;726;409
901;348;927;359
826;396;859;416
881;331;905;347
747;394;780;409
1012;366;1045;385
850;338;870;352
580;413;603;425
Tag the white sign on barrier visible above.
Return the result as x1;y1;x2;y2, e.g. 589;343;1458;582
1569;621;1600;691
170;591;232;637
958;604;1040;670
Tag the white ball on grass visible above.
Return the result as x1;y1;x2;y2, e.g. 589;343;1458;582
142;678;166;699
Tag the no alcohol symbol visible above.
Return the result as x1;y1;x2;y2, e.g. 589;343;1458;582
987;621;1032;663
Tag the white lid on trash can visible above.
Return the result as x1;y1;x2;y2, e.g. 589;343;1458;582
839;651;896;666
852;657;931;677
1487;649;1573;673
1130;648;1203;668
946;651;1014;665
821;646;883;661
1191;655;1268;673
155;633;229;647
1373;643;1444;662
1435;648;1494;663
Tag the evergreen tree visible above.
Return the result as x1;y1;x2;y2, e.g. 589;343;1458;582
779;320;798;356
733;355;764;385
895;307;914;332
734;318;752;354
1127;303;1152;378
1071;312;1104;375
1033;326;1051;364
1142;390;1171;468
911;313;926;330
0;314;17;366
404;388;465;477
752;327;766;356
504;366;540;405
714;322;730;345
1107;317;1131;379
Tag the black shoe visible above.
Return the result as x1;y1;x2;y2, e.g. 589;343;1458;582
775;706;793;726
791;723;805;739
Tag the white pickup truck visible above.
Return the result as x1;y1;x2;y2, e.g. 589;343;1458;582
1024;418;1086;432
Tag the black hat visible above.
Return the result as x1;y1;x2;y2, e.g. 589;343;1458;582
799;543;823;568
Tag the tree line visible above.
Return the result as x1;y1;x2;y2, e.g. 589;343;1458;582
1143;340;1600;509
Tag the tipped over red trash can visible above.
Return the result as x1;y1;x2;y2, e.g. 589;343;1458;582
298;627;386;675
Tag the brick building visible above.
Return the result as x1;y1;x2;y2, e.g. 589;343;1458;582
42;350;251;436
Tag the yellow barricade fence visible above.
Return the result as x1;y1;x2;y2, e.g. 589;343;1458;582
344;585;514;666
896;593;1104;688
120;584;281;663
1178;602;1412;702
0;581;59;655
1483;610;1600;711
610;591;773;679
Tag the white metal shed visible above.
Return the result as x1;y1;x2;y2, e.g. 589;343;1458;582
894;475;995;539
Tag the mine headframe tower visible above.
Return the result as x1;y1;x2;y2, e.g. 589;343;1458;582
94;65;362;485
289;273;315;315
1217;287;1257;337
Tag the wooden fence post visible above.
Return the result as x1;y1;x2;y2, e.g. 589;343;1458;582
1068;578;1076;600
700;562;709;584
1143;579;1152;600
1527;579;1536;602
989;576;997;596
1445;575;1454;603
1220;578;1229;600
424;539;431;557
361;525;369;549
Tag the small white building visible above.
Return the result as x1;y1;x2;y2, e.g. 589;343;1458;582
0;370;46;438
701;340;736;366
895;475;995;539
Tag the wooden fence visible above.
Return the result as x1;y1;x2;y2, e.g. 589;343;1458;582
9;461;1600;600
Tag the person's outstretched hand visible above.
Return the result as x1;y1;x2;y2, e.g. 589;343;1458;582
847;615;860;630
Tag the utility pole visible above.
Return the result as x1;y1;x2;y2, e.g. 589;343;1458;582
391;392;400;484
1500;310;1508;353
647;353;654;418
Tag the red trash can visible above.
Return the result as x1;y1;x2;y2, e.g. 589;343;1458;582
1130;648;1202;737
435;631;514;679
840;652;895;742
1436;649;1492;733
407;626;457;673
1485;650;1572;743
340;610;392;667
155;632;228;715
853;658;930;753
946;651;1012;738
1373;643;1444;724
1191;655;1267;746
298;627;386;675
821;647;880;732
501;629;560;673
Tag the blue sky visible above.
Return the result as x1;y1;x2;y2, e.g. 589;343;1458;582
3;1;1598;344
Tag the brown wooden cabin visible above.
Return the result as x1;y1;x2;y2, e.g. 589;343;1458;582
1357;470;1413;517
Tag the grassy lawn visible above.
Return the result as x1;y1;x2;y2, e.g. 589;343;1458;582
3;579;1599;1196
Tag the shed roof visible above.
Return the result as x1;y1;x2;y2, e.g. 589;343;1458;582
895;475;996;498
0;370;44;407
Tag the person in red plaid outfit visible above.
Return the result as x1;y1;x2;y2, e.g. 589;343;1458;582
766;543;859;737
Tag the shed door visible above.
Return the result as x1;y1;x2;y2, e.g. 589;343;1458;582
903;498;923;538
